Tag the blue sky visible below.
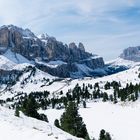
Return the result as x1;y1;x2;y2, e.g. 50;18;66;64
0;0;140;60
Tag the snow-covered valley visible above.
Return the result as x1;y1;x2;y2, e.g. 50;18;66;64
0;61;140;139
0;25;140;140
43;101;140;140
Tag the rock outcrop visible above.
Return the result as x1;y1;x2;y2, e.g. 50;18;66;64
0;25;105;78
120;46;140;62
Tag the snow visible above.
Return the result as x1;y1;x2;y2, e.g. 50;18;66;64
79;102;140;140
71;64;93;78
42;101;140;140
0;49;140;140
76;64;93;74
38;34;49;39
106;57;140;68
0;55;16;70
0;57;139;102
37;65;140;140
4;50;32;64
48;60;67;66
46;60;67;68
0;107;82;140
1;63;139;100
38;34;50;44
13;63;34;71
36;60;67;68
44;65;140;95
0;25;36;39
0;50;34;71
7;68;55;95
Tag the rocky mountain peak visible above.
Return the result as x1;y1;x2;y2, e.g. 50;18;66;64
120;46;140;62
0;25;35;38
69;42;77;49
38;33;49;40
0;24;105;78
78;42;85;52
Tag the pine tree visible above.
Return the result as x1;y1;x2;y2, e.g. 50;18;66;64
54;119;60;128
105;132;112;140
21;95;39;118
99;129;106;140
113;90;118;103
109;95;113;102
60;101;89;139
104;82;110;90
135;92;138;100
51;98;56;109
83;101;86;108
102;92;108;102
94;82;99;90
99;129;112;140
15;107;20;117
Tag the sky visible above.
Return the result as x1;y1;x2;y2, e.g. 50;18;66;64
0;0;140;60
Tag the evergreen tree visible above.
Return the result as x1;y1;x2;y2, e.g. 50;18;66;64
135;92;138;100
104;82;110;90
130;94;135;102
39;113;48;122
105;132;112;140
21;95;39;118
113;91;118;104
99;129;112;140
15;107;20;117
51;98;56;109
27;97;38;116
83;101;86;108
60;101;89;139
94;82;99;90
21;95;48;122
102;93;108;102
54;119;60;128
109;95;113;102
99;129;106;140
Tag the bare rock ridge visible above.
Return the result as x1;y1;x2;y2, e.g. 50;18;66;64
120;46;140;62
0;25;105;78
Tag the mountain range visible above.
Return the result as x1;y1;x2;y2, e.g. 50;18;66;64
0;25;105;78
0;25;140;140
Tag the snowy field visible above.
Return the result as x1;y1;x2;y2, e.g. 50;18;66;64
43;101;140;140
0;107;83;140
0;54;140;140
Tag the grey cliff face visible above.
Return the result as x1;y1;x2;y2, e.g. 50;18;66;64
120;46;140;62
80;57;104;69
0;25;105;78
78;42;85;52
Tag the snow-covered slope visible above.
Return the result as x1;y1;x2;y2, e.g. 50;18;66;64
1;60;140;99
0;55;16;70
106;57;140;68
35;59;67;68
0;107;82;140
0;63;140;140
1;47;140;140
3;50;32;64
0;50;33;70
37;65;140;140
43;65;140;95
0;66;58;100
42;101;140;140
